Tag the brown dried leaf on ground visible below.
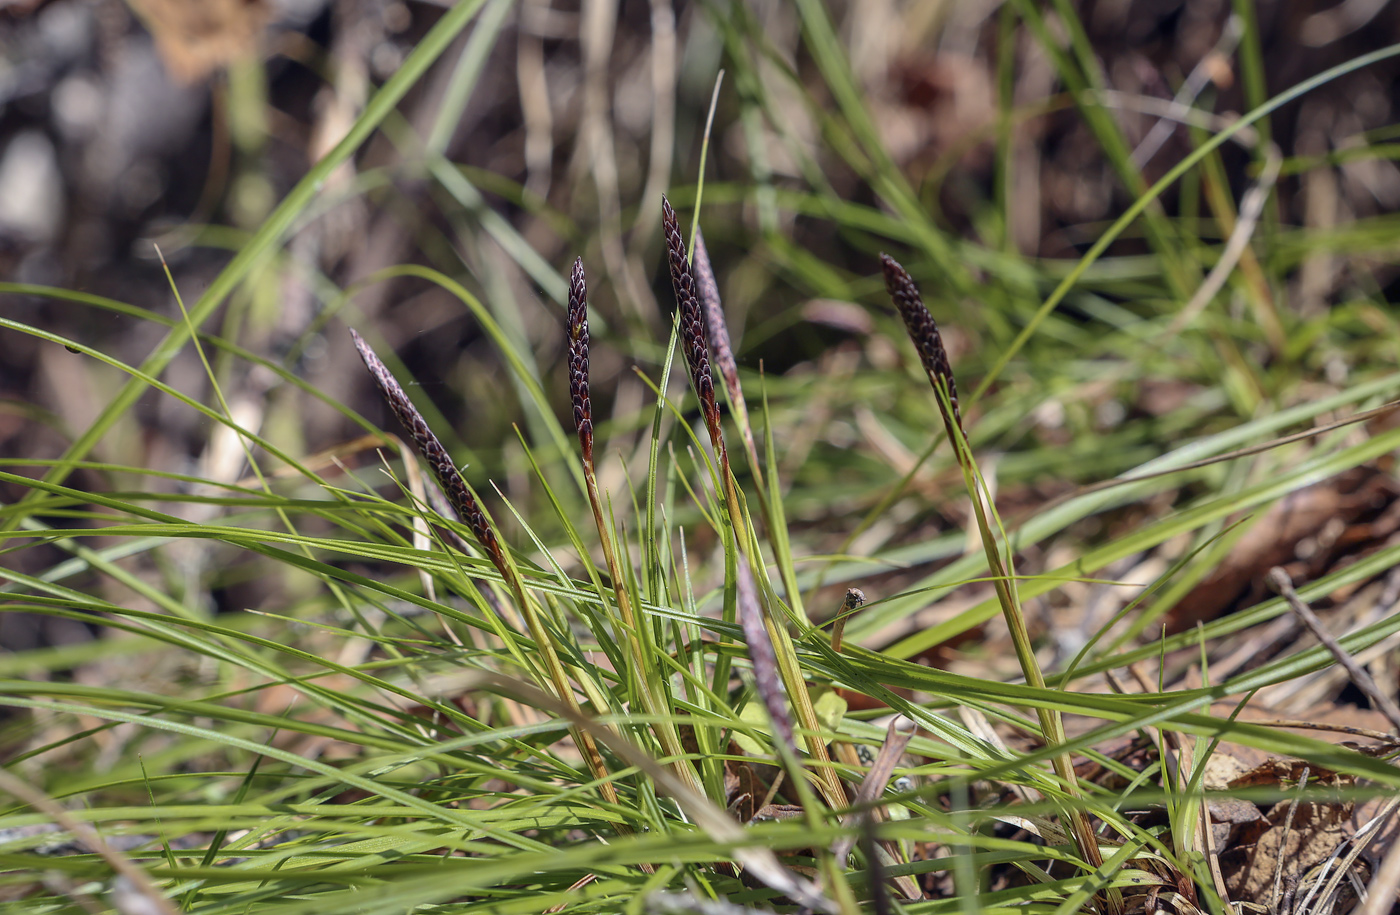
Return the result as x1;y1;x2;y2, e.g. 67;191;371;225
1220;762;1361;904
1169;466;1400;633
126;0;271;82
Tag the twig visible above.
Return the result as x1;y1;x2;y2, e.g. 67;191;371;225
1357;813;1400;915
1266;568;1400;732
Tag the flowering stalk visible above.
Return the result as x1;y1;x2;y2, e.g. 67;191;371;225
349;328;618;805
880;254;1110;885
663;196;847;811
567;258;703;795
694;228;812;625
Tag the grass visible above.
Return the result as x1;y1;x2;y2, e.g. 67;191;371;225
3;2;1400;913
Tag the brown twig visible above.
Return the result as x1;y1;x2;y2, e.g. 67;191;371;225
0;767;178;915
1267;567;1400;733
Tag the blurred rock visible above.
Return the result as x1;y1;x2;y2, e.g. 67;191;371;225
0;129;63;243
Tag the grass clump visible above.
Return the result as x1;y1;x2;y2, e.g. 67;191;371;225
4;3;1400;915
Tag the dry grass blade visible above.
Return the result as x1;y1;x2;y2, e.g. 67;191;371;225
830;715;921;900
0;767;179;915
1267;568;1400;732
831;715;914;864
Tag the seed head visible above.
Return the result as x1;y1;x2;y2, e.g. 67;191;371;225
661;196;721;436
880;253;962;433
567;257;594;465
349;328;504;571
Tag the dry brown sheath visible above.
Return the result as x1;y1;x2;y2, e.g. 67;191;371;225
661;196;722;439
349;328;505;573
567;257;595;466
880;253;962;433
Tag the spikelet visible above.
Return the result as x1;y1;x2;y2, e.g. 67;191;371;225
566;257;595;467
349;329;505;573
692;229;740;407
661;196;722;440
880;253;962;435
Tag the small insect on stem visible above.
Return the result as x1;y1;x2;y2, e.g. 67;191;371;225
830;588;865;654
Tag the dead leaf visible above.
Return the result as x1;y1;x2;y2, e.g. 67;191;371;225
125;0;271;82
1171;467;1400;632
